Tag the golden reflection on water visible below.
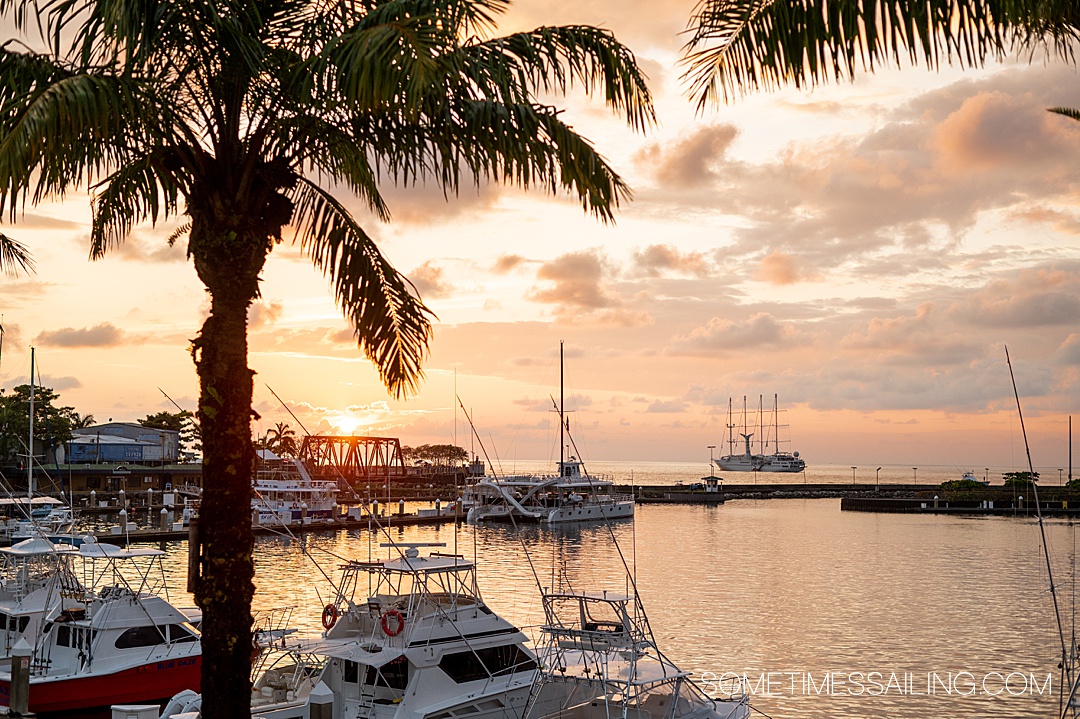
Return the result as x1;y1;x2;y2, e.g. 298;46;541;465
152;498;1074;718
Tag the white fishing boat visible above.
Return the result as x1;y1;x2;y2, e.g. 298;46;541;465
252;450;338;526
715;394;805;473
0;537;201;713
960;470;990;485
527;589;750;719
158;541;537;719
465;343;634;525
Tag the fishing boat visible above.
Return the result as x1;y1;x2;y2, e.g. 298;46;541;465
0;537;201;713
158;541;537;719
714;394;805;473
526;589;750;719
465;343;634;524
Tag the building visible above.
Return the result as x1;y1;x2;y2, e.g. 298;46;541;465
67;423;181;464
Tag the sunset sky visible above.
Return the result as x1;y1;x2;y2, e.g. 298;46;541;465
1;0;1079;470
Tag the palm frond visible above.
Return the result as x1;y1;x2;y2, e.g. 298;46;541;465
1049;106;1080;122
682;0;1080;108
464;26;655;131
0;68;149;218
0;232;34;276
289;178;433;398
90;152;181;259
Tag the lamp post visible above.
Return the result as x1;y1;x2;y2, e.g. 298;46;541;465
851;466;857;485
876;467;881;482
984;468;989;484
708;445;716;469
913;467;918;488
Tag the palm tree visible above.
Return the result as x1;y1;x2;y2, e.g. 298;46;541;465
682;0;1079;107
264;421;298;458
0;0;653;714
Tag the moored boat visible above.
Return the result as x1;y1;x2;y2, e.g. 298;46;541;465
465;343;634;525
158;541;537;719
0;537;201;713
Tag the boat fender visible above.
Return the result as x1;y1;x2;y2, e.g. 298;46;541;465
321;603;339;630
161;689;200;718
381;609;405;636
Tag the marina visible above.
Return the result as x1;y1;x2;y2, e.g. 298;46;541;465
97;492;1075;719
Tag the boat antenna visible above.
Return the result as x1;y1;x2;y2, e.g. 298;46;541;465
1005;346;1072;716
456;396;545;595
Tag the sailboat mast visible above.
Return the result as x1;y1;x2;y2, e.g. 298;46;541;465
559;341;565;473
28;345;34;500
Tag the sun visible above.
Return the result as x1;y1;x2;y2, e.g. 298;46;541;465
330;412;366;435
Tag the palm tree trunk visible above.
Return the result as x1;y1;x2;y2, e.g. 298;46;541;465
191;243;262;719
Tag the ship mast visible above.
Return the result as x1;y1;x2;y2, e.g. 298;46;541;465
774;393;779;458
726;398;734;456
758;394;763;454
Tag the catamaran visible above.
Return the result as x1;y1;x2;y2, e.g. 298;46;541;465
464;343;634;524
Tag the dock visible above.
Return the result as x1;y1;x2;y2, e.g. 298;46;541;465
92;511;463;545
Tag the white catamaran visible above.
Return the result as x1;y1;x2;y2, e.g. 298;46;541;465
464;343;634;524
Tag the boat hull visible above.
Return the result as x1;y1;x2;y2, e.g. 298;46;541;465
0;656;201;713
545;501;635;523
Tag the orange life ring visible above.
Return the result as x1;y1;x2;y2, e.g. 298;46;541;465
321;603;339;630
381;609;405;636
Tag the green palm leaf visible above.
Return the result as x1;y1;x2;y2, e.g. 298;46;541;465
0;232;34;276
289;177;434;398
682;0;1080;107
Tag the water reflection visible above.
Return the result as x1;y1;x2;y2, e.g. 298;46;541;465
147;498;1073;718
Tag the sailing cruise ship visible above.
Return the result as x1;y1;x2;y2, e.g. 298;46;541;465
715;394;806;473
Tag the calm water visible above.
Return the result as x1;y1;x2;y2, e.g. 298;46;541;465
142;490;1080;719
479;460;1071;487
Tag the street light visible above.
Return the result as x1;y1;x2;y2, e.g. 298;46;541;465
851;466;857;485
913;467;918;487
876;467;882;481
708;445;716;466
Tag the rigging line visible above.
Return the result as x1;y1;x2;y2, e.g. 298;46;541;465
456;396;545;596
261;385;418;583
265;384;313;437
1006;346;1072;717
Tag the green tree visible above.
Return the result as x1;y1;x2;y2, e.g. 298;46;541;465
140;410;200;455
0;0;653;713
0;385;79;466
682;0;1078;107
1003;470;1039;489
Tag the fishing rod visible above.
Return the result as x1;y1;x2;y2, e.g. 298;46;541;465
1005;347;1075;718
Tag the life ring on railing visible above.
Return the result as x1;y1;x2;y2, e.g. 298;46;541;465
321;603;339;630
381;609;405;637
